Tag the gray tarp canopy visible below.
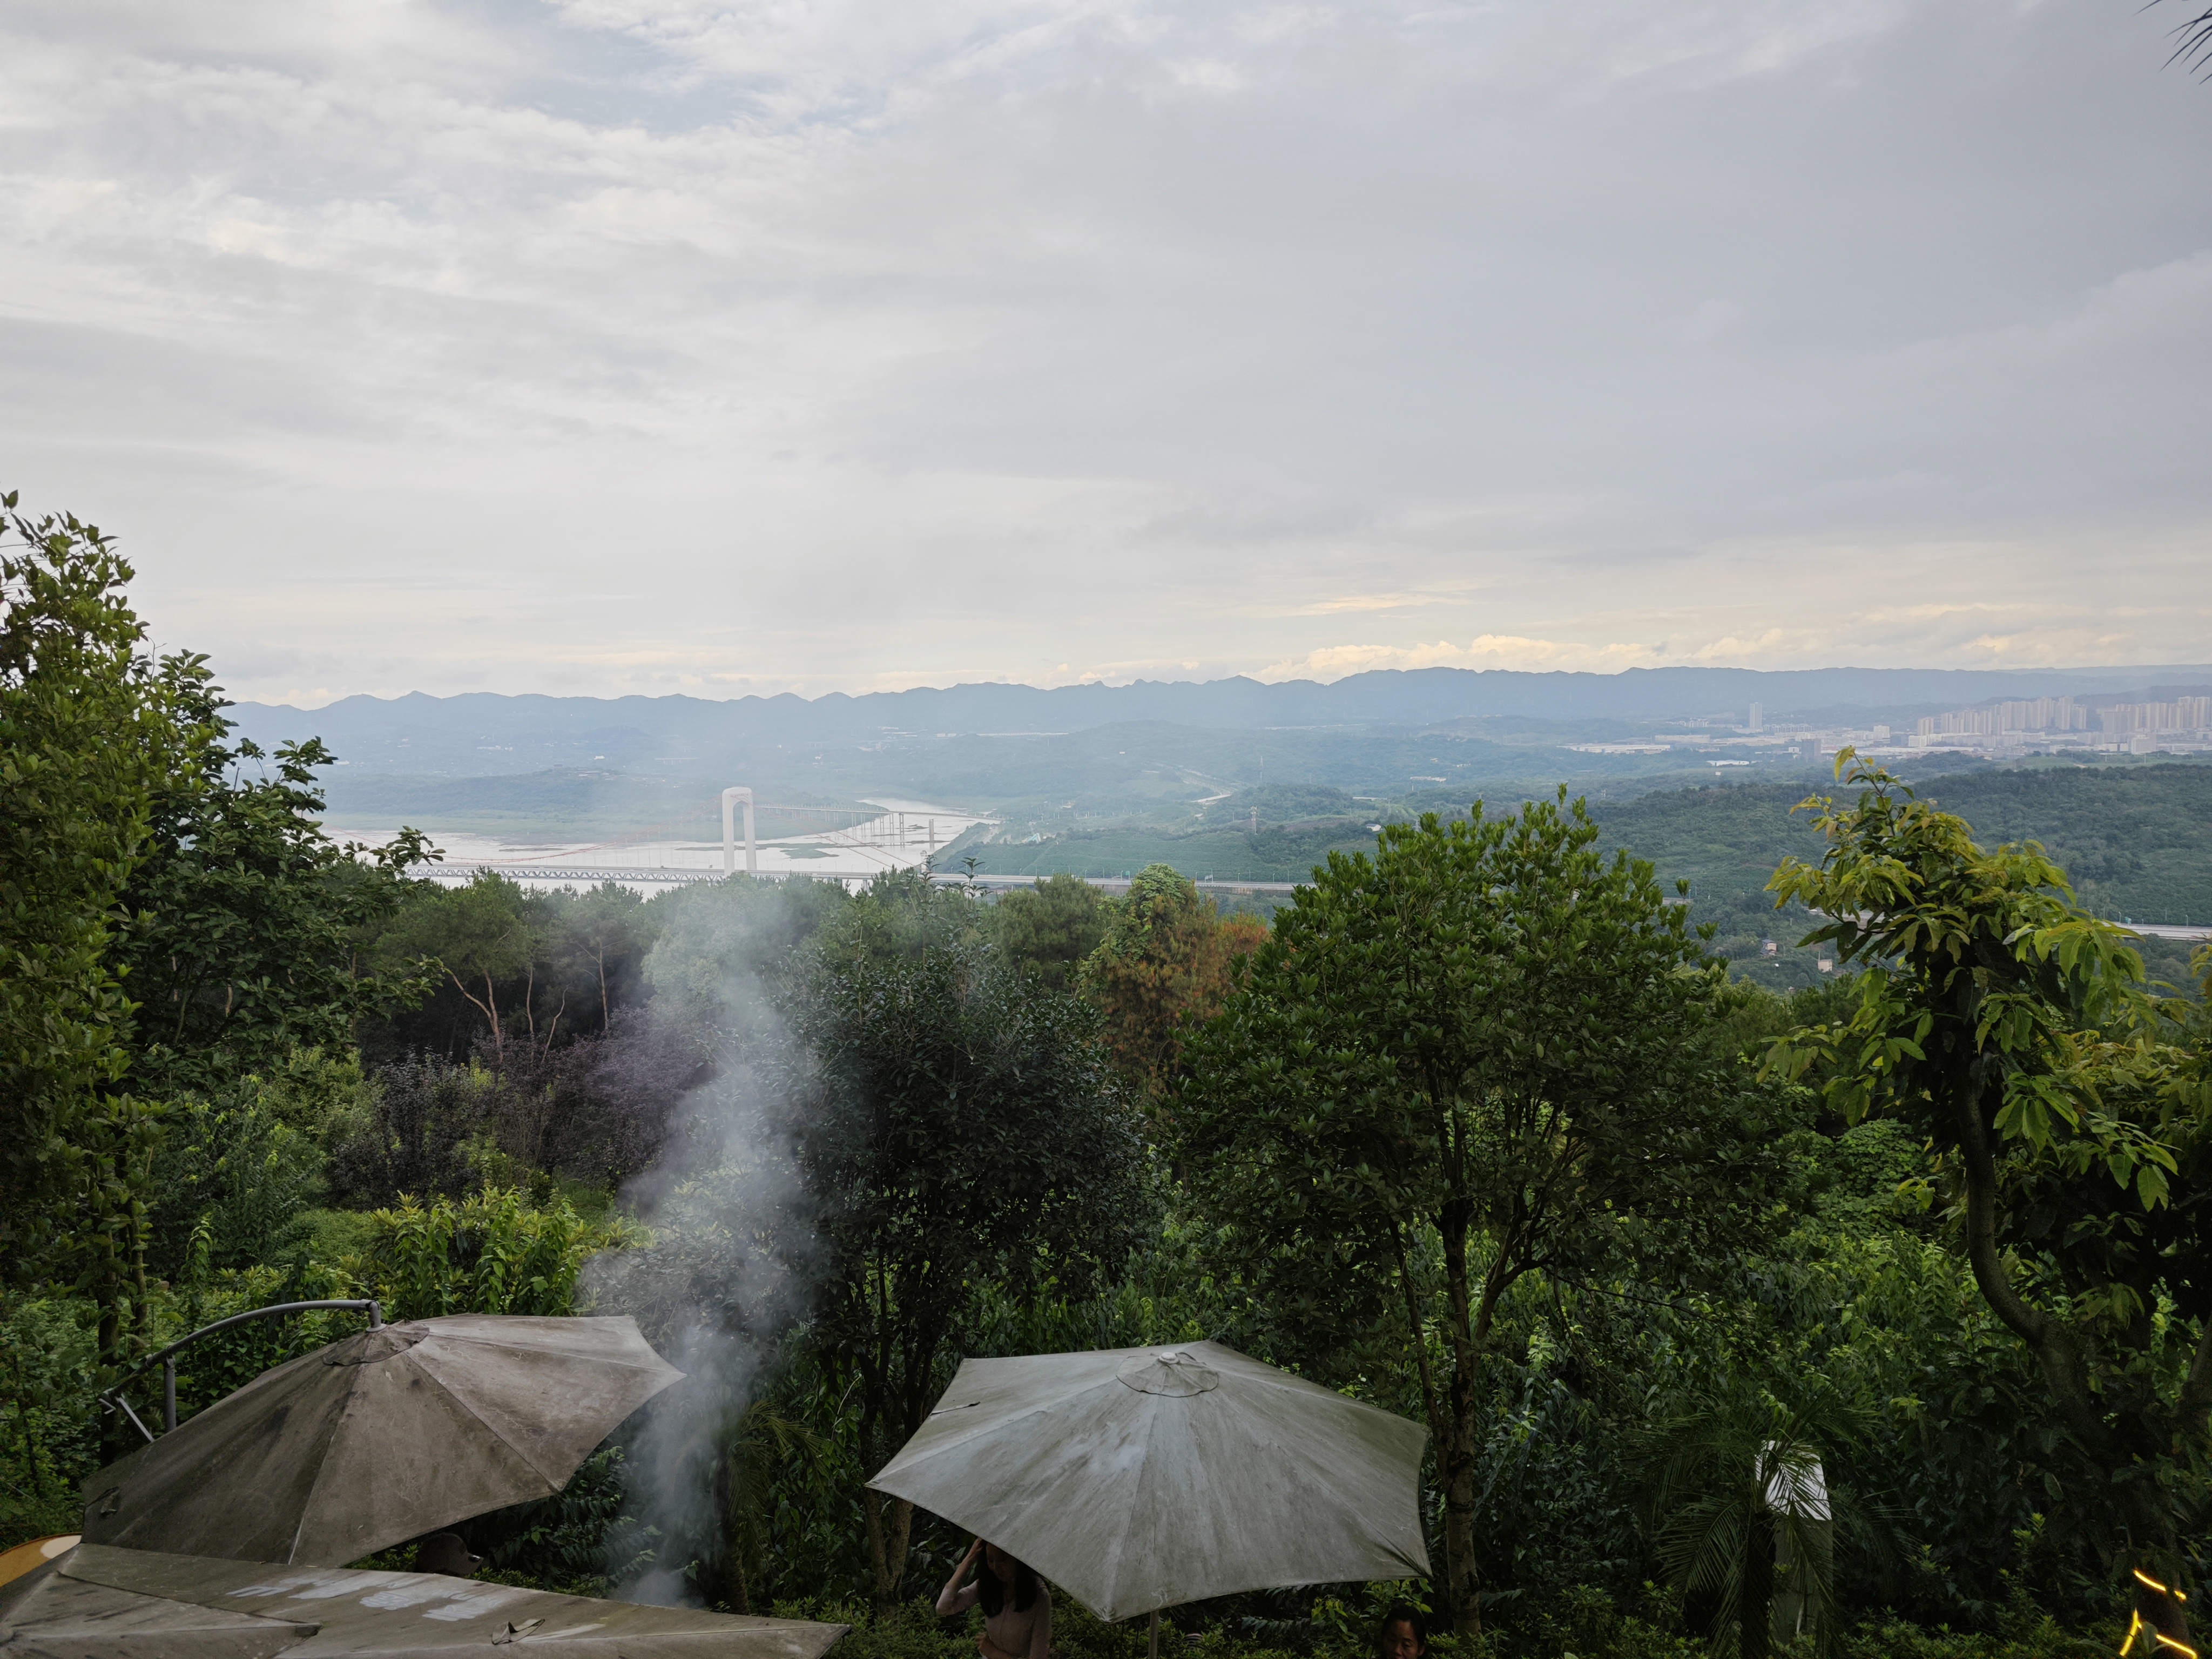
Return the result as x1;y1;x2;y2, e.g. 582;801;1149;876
868;1342;1429;1622
80;1316;683;1567
0;1544;848;1659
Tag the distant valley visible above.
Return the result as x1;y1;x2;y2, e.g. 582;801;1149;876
234;667;2212;988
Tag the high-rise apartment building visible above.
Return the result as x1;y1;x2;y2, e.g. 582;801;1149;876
1911;695;2209;741
2098;698;2211;733
1915;696;2092;737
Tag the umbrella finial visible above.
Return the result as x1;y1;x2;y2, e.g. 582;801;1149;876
1116;1351;1220;1397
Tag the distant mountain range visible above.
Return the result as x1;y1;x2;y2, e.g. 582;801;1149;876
234;663;2212;778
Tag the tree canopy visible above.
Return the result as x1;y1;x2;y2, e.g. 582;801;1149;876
1766;754;2212;1646
13;488;2212;1659
0;496;180;1295
1181;790;1791;1635
1081;862;1265;1103
785;878;1150;1608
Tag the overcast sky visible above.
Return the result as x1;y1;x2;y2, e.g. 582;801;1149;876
3;0;2207;706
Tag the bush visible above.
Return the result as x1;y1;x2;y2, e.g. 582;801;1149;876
457;1445;645;1597
329;1041;687;1210
326;1055;504;1205
357;1185;643;1320
1485;1585;1703;1659
0;1294;99;1548
146;1093;322;1276
1834;1616;2118;1659
158;1260;376;1428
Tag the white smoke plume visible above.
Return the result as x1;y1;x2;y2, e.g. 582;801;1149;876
578;881;832;1607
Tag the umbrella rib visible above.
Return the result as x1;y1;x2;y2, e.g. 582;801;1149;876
422;1333;673;1372
292;1353;565;1555
875;1392;1110;1482
414;1361;574;1488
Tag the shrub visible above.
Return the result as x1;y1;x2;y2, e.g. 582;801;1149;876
358;1186;644;1320
326;1055;503;1205
146;1092;322;1276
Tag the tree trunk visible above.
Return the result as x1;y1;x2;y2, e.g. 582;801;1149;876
1391;1223;1452;1623
1442;1420;1481;1638
1951;1088;2109;1457
729;1552;752;1617
1741;1505;1775;1659
95;1250;127;1462
865;1487;914;1612
1437;1209;1486;1637
1953;1078;2199;1627
2131;1559;2193;1652
130;1189;151;1349
455;969;503;1062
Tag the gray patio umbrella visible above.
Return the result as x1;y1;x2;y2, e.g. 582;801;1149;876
79;1316;683;1568
868;1341;1429;1631
0;1542;849;1659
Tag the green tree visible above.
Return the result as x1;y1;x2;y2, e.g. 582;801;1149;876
638;872;849;1050
813;866;985;967
145;1090;323;1276
565;880;655;1031
115;670;435;1094
0;494;186;1388
787;932;1148;1611
1081;863;1265;1101
1180;792;1784;1636
381;871;541;1063
991;872;1112;992
1765;756;2212;1645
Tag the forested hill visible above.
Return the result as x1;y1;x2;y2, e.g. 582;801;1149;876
958;761;2212;928
1566;761;2212;989
956;759;2211;989
1591;761;2212;926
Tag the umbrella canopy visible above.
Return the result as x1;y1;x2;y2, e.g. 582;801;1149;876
80;1316;683;1567
0;1543;848;1659
868;1341;1429;1621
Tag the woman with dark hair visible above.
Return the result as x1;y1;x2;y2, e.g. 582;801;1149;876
936;1536;1052;1659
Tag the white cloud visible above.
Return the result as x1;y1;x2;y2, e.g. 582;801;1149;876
1;0;2208;704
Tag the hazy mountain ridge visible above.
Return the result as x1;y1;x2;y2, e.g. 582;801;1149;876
233;664;2212;781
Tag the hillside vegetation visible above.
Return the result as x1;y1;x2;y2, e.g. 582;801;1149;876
959;759;2212;987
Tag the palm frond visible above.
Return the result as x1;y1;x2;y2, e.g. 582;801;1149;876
2159;1;2212;75
1638;1378;1873;1659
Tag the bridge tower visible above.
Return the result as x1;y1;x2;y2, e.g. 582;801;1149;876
721;787;757;877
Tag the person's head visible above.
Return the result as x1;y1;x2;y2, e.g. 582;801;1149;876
974;1541;1038;1616
1376;1603;1426;1659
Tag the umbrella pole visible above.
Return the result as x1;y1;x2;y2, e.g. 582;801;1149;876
1149;1610;1158;1659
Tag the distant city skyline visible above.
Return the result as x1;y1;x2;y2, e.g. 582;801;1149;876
5;1;2209;705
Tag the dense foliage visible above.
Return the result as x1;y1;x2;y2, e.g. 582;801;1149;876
4;494;2203;1659
1179;792;1792;1636
1766;755;2212;1648
1080;864;1266;1103
0;497;182;1314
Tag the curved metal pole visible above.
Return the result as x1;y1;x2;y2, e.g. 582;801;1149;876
99;1298;383;1440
